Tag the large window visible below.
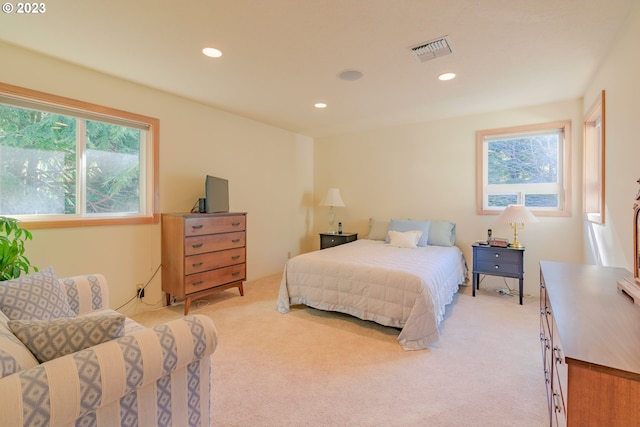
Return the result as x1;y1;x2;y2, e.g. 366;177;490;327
476;120;571;216
0;83;159;228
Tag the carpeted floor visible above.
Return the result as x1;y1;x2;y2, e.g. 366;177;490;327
132;274;548;427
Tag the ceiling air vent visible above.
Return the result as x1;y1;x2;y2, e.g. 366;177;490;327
410;36;453;62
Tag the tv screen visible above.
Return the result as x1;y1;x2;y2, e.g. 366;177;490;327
205;175;229;213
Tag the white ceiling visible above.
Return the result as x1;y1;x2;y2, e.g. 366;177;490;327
0;0;634;137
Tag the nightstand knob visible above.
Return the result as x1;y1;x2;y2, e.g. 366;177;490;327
494;253;500;258
494;265;500;270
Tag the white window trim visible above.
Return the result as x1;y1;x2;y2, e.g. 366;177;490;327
476;120;572;217
0;82;159;229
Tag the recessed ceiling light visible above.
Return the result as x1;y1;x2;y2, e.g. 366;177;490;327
314;103;327;109
438;72;456;81
202;47;222;58
338;70;363;81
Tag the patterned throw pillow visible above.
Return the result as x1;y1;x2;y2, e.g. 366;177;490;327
8;313;126;363
0;266;74;320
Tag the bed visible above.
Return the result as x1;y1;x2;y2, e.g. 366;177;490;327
277;219;467;350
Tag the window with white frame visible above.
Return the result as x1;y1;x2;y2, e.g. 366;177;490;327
0;83;159;228
476;120;571;216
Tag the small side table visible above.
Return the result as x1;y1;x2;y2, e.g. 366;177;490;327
472;243;525;304
320;232;357;249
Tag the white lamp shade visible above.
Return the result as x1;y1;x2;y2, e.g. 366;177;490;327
496;204;539;224
319;188;346;207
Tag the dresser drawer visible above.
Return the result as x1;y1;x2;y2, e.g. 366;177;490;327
475;260;522;276
552;320;568;404
185;231;245;255
184;215;246;236
184;264;246;294
184;247;246;275
475;248;521;263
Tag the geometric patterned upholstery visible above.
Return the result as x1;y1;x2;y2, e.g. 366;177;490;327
8;313;125;363
60;274;109;316
0;310;39;378
0;267;73;320
0;272;218;427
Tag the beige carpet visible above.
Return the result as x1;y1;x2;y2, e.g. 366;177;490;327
132;275;548;427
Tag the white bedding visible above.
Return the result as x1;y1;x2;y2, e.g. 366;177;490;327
277;239;467;350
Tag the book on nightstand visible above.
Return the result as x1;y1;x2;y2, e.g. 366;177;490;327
488;238;508;247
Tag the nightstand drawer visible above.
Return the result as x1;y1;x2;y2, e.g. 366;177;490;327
320;233;357;249
475;248;521;263
475;260;522;276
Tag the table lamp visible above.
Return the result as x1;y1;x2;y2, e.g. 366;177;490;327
496;204;539;248
319;188;345;234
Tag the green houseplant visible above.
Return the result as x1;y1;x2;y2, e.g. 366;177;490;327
0;216;38;281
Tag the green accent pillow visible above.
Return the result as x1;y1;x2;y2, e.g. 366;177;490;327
366;218;390;241
8;313;125;363
427;220;456;247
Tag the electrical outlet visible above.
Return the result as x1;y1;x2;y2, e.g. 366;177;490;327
136;284;144;299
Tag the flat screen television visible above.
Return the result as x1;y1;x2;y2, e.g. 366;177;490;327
205;175;229;213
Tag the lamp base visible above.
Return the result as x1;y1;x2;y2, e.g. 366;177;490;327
509;241;525;249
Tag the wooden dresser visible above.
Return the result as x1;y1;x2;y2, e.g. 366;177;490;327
162;212;246;314
539;261;640;427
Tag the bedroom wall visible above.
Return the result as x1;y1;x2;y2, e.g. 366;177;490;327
0;41;315;316
313;98;584;297
582;3;640;271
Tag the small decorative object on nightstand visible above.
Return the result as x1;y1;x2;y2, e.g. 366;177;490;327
472;243;525;304
320;232;357;249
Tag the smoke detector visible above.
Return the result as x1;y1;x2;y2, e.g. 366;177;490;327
410;36;454;62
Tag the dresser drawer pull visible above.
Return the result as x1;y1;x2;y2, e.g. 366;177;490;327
553;346;563;364
232;255;240;260
544;369;551;384
193;281;204;286
191;225;204;230
232;239;241;243
232;222;241;226
553;392;562;413
192;243;203;249
192;262;203;268
232;271;240;277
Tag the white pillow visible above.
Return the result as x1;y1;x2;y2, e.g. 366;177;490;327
386;218;431;247
387;230;423;248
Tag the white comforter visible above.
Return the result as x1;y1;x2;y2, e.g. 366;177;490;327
277;239;467;350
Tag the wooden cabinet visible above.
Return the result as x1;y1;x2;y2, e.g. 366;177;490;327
162;212;246;314
319;232;357;249
540;261;640;427
472;244;525;304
